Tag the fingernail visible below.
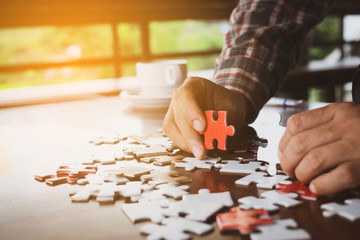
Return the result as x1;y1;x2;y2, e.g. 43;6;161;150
192;145;203;159
309;183;317;194
193;120;204;132
277;150;282;160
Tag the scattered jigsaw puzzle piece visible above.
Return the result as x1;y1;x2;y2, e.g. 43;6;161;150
183;189;234;207
200;110;235;150
214;160;268;174
89;135;124;145
70;183;119;204
121;199;170;223
235;172;291;189
162;199;223;222
155;184;190;199
143;137;174;148
276;181;317;200
34;173;56;182
250;218;310;240
141;217;213;240
238;190;301;212
56;164;97;178
141;170;192;186
114;151;134;161
77;173;129;185
45;177;69;186
140;155;177;166
83;153;116;165
216;207;273;234
173;157;220;171
36;164;98;185
105;165;153;179
250;112;285;176
321;198;360;221
127;145;169;158
116;181;145;197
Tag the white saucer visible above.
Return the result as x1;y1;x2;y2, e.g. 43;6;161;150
120;91;172;109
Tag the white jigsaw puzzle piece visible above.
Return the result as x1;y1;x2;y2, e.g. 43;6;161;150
156;184;190;199
141;217;213;240
235;172;291;189
250;218;310;240
173;157;220;171
321;198;360;221
70;183;121;204
132;184;190;202
162;199;223;222
121;199;170;223
183;189;234;207
238;190;301;211
214;160;268;174
251;112;285;175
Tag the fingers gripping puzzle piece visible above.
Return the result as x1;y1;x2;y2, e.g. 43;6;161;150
321;198;360;221
235;172;291;189
200;111;235;150
161;199;223;222
238;190;301;212
216;207;273;234
214;160;268;174
183;189;234;207
141;217;213;240
141;170;192;186
173;157;220;171
250;219;310;240
276;181;317;200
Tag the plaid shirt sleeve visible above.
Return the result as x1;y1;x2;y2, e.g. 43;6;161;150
213;0;334;118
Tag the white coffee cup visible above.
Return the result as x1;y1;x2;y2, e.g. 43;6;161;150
136;60;187;97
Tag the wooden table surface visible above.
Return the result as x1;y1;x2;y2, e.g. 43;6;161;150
0;96;359;240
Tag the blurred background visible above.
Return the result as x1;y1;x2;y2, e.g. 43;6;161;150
0;0;359;106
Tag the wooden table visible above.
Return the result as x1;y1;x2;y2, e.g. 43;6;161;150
0;96;359;240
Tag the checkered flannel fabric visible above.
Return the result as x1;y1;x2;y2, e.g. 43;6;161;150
213;0;334;118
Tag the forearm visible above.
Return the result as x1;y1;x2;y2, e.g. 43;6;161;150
214;0;334;121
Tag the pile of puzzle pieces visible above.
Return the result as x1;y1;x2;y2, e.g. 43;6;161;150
34;112;360;239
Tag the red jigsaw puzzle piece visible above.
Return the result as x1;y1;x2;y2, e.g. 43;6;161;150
216;207;273;234
276;181;317;200
34;164;97;186
200;111;235;150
